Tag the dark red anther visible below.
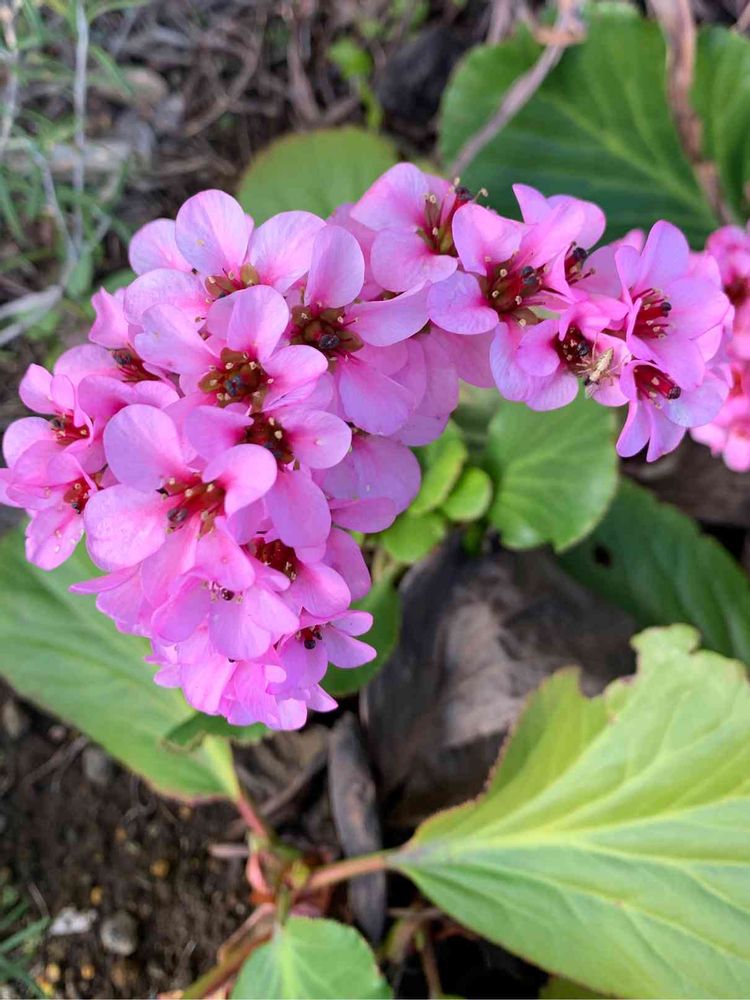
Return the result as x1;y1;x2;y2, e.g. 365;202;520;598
290;305;363;359
254;537;298;580
63;478;91;514
300;625;323;650
220;589;235;601
555;327;592;370
198;348;266;408
164;478;225;534
111;348;159;383
243;414;294;465
633;290;672;339
49;413;89;446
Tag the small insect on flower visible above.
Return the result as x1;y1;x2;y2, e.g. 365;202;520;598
582;347;616;397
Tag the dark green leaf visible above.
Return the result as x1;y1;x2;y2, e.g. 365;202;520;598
483;393;617;552
411;424;468;516
560;479;750;667
379;510;448;564
440;4;728;244
164;712;268;751
441;466;493;522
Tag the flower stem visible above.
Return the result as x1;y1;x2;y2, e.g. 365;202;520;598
181;927;271;999
304;852;389;892
236;788;273;842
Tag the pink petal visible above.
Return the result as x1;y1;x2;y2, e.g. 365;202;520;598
262;345;327;408
452;203;520;275
490;324;534;402
185;405;247;460
248;211;326;292
205;443;277;515
26;505;83;569
634;220;689;292
323;627;375;668
517;319;562;376
428;271;497;335
84;485;167;570
268;470;331;548
324;528;370;601
226;284;290;360
347;284;429;347
291;562;350;618
129;218;189;274
352;163;437;230
104;404;187;491
175;189;253;275
336;355;415;436
3;416;52;465
136;304;216;373
19;365;54;413
209;599;272;660
152;579;210;642
282;409;351;469
370;229;457;292
305;225;365;308
616;400;650;458
89;288;129;348
124;269;207;324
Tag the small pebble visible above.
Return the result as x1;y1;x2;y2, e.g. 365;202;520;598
45;962;61;983
89;886;103;906
100;911;138;957
1;699;29;740
82;746;113;787
49;907;97;936
80;962;95;981
149;858;169;879
47;723;67;743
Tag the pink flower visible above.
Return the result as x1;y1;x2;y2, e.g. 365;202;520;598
84;404;277;570
691;363;750;471
706;223;750;354
351;164;470;291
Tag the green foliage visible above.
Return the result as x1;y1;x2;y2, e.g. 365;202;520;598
560;479;750;667
0;529;238;802
237;128;398;224
378;509;448;564
231;917;391;999
324;569;402;697
441;466;493;522
440;3;750;243
483;393;617;552
164;713;268;751
411;424;468;516
0;886;48;999
392;625;750;998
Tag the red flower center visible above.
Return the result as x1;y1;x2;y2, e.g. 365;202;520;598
63;477;92;514
163;476;225;534
204;263;260;300
199;348;269;408
111;349;160;383
633;289;672;339
243;414;293;465
49;413;89;446
299;625;322;650
482;262;542;317
290;305;363;358
418;186;474;255
253;537;298;581
634;364;681;401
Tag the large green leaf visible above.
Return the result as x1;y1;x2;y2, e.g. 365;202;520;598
230;917;391;999
0;530;238;801
560;479;750;667
392;625;750;999
483;393;617;552
439;4;747;244
378;509;447;564
323;569;401;697
237;127;398;223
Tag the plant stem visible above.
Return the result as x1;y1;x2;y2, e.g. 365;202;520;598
181;928;271;999
236;788;274;842
305;852;389;892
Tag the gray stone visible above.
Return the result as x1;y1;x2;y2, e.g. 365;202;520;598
82;745;114;787
1;699;29;740
100;911;138;957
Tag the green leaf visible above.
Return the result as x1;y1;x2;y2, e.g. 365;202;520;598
164;712;268;751
237;128;398;224
440;4;727;245
693;27;750;223
539;977;605;1000
441;466;493;522
379;510;447;564
231;917;391;999
411;424;468;516
328;37;373;79
0;530;238;802
324;569;401;696
483;393;617;552
560;479;750;667
392;625;750;999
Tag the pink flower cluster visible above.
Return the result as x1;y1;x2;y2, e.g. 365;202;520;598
0;163;736;728
691;223;750;471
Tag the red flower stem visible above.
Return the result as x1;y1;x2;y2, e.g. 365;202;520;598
236;788;273;842
304;852;389;892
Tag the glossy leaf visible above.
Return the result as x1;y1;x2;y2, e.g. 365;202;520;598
237;127;398;223
411;424;468;516
0;530;238;802
379;510;447;564
393;625;750;998
439;4;745;244
231;917;391;999
483;393;617;552
441;466;493;522
324;569;401;697
560;479;750;667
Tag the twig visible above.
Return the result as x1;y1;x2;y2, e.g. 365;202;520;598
649;0;735;224
72;0;89;252
448;1;585;180
419;930;443;1000
0;0;22;166
486;0;517;45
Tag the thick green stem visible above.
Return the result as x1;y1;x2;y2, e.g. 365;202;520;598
304;852;389;892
